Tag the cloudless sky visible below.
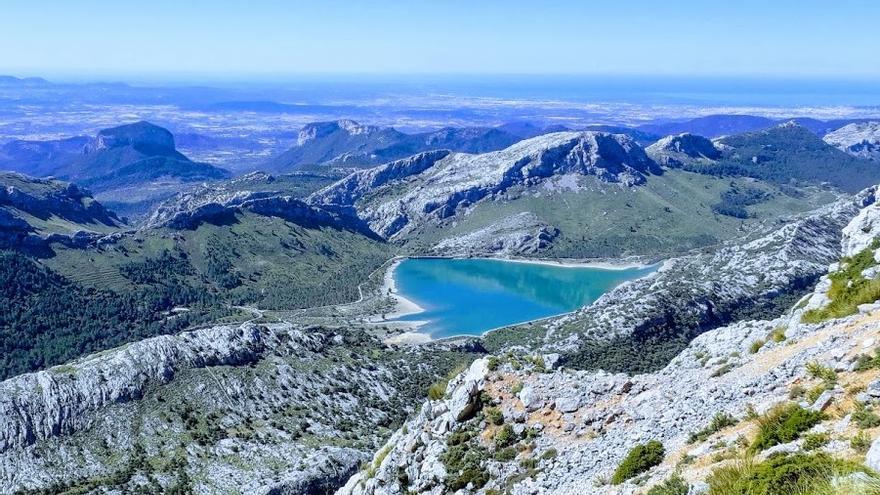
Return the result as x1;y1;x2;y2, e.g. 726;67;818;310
1;0;878;80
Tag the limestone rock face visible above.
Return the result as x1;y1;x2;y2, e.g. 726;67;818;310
91;121;177;152
646;132;721;167
867;437;880;471
825;122;880;161
145;175;373;234
842;185;880;256
310;131;661;240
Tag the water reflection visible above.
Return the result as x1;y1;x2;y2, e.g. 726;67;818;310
395;258;654;337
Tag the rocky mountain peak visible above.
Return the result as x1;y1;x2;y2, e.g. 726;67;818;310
310;131;660;239
91;121;176;152
647;133;721;160
296;119;381;146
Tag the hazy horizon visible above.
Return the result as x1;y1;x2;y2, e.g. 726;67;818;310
3;0;879;79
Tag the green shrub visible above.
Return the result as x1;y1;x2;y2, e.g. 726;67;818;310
806;384;830;404
427;362;469;400
611;440;665;485
805;362;837;384
749;340;766;354
751;403;824;452
689;412;739;444
494;424;517;449
427;382;447;400
485;407;504;426
855;349;880;372
707;452;873;495
803;241;880;323
768;326;787;343
541;448;558;460
520;457;537;470
495;446;517;462
801;432;829;451
440;428;490;491
647;473;689;495
487;356;500;371
852;402;880;429
851;431;872;453
511;381;523;394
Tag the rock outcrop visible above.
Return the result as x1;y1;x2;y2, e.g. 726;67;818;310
824;122;880;161
145;174;377;235
0;172;126;248
310;131;661;240
265;120;522;172
430;212;559;256
646;132;721;167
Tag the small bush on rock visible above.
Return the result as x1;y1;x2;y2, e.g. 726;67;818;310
751;403;824;452
689;412;738;444
802;432;830;451
611;440;665;484
852;401;880;429
485;407;504;426
647;473;689;495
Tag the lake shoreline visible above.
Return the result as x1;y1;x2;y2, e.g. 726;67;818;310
382;255;659;345
403;254;655;271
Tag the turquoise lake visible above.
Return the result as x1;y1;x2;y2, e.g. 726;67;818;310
394;258;655;338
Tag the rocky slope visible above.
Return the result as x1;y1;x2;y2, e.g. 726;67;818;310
310;131;661;240
645;133;721;167
529;188;873;370
337;183;880;495
0;171;125;249
824;121;880;161
0;322;479;494
144;172;374;235
265;120;524;172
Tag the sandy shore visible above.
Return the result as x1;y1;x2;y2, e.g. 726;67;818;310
373;257;425;320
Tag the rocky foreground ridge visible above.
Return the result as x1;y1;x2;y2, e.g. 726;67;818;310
0;323;478;494
338;185;880;494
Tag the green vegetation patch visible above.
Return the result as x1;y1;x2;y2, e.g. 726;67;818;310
611;440;665;484
647;473;690;495
689;412;739;444
706;452;876;495
803;240;880;323
751;403;824;453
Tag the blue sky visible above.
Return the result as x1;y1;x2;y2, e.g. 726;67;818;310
1;0;878;79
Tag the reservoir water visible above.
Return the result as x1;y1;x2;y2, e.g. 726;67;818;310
393;258;655;338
